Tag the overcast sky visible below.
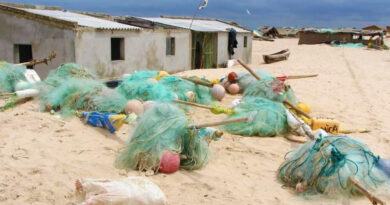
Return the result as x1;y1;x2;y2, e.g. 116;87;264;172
5;0;390;29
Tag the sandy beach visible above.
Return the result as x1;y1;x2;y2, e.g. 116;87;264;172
1;38;390;204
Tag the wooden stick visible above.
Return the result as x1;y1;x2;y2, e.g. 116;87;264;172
283;100;311;119
284;74;319;80
16;51;56;67
349;177;386;205
173;100;212;110
181;77;213;87
339;129;370;134
236;59;261;80
187;117;248;129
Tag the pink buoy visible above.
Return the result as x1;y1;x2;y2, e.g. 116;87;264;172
122;73;131;78
221;78;231;90
159;151;180;174
125;100;144;116
143;101;156;111
228;83;240;94
210;84;225;101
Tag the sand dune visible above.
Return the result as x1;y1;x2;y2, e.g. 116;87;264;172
0;38;389;204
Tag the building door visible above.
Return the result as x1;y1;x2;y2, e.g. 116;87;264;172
191;32;217;69
15;44;33;68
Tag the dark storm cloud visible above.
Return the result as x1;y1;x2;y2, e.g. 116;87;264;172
4;0;390;29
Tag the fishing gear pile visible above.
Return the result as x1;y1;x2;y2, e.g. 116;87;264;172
222;96;289;137
115;103;220;173
278;135;389;197
0;62;29;93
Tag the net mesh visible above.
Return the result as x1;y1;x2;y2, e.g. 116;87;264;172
116;79;176;102
278;135;389;196
0;62;27;93
244;78;297;104
222;97;289;137
115;103;188;171
115;103;218;172
41;78;126;115
44;63;97;87
236;71;275;92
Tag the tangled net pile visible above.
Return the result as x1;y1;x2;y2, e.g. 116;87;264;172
159;76;214;105
222;97;289;137
236;70;275;91
0;62;28;93
115;103;218;172
41;63;126;115
244;78;297;104
278;135;389;196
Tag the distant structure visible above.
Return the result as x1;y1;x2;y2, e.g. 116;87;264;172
118;16;252;69
257;26;279;38
0;3;252;78
298;28;384;46
363;25;387;36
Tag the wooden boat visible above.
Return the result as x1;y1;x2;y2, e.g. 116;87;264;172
263;49;290;64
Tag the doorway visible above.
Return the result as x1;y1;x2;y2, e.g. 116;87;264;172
14;44;33;68
191;32;217;69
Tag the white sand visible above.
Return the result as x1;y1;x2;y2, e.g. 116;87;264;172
1;39;389;204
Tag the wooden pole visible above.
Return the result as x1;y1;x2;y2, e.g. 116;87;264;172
285;74;318;80
16;51;56;67
283;100;311;119
187;117;248;129
236;59;261;80
181;77;213;87
349;177;386;205
173;99;212;110
236;58;312;120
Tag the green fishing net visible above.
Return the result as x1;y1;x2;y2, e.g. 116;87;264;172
278;135;389;196
159;76;214;105
159;76;195;101
180;127;221;170
115;103;187;171
236;71;275;92
115;103;219;172
116;79;176;102
221;97;289;137
44;63;97;87
0;62;27;93
244;78;297;104
41;78;126;115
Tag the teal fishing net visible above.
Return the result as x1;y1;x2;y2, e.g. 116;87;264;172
0;62;27;93
115;103;220;172
122;70;158;84
41;78;126;115
116;79;176;102
278;135;389;196
180;127;221;170
222;97;289;137
44;63;97;87
244;78;297;104
159;76;195;102
115;103;187;171
236;71;275;92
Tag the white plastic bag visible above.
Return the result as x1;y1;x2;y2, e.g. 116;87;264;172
76;177;167;205
24;69;41;83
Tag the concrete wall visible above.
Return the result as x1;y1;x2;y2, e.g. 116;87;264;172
0;11;76;78
75;29;191;77
216;32;252;67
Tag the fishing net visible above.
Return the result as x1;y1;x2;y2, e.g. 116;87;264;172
0;62;27;93
278;135;389;197
41;78;126;115
115;103;220;172
180;127;221;170
221;97;289;137
236;71;275;92
122;70;158;84
159;76;195;102
244;78;297;104
116;79;176;102
44;63;97;87
115;103;188;171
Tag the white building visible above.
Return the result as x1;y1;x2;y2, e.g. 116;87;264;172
0;3;252;78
